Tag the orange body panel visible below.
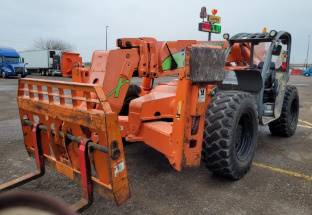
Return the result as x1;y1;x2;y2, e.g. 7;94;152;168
61;52;83;77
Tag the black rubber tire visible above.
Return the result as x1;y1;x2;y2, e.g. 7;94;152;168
119;84;141;116
202;91;258;180
1;71;7;79
269;85;299;137
0;191;75;215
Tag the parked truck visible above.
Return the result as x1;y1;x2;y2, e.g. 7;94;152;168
20;50;82;77
303;67;312;77
0;47;27;78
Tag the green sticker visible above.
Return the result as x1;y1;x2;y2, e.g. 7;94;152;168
162;50;186;71
211;24;221;34
107;77;129;98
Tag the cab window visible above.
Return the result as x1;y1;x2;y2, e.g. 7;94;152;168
271;43;288;72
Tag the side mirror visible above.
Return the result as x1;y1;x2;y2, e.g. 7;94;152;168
272;44;282;56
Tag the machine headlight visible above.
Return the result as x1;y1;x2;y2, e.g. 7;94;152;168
223;33;230;40
269;30;277;37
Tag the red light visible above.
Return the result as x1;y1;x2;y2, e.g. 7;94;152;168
199;22;212;32
199;22;211;32
212;9;218;15
202;22;211;30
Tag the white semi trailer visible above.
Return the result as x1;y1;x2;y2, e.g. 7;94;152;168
20;50;62;76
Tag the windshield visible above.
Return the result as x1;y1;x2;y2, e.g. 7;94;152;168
226;42;272;68
3;56;21;64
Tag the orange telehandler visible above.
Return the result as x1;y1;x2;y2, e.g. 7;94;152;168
0;31;298;212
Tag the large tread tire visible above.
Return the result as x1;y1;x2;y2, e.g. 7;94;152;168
202;91;258;180
269;85;299;137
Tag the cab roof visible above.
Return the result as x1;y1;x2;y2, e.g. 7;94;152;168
229;31;291;44
0;47;20;57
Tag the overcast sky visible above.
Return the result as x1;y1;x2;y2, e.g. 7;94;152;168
1;0;311;63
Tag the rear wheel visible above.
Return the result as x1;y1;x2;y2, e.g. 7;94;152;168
202;91;258;180
269;85;299;137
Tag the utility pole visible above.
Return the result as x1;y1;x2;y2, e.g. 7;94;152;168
105;25;109;51
208;32;212;41
305;35;310;69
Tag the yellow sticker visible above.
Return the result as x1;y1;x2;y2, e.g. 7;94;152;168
208;15;221;24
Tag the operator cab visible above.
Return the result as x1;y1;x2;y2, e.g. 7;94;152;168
223;31;291;124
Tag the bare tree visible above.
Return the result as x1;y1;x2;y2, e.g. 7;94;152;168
33;38;73;50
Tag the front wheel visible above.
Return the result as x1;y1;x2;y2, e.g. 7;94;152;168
269;85;299;137
1;71;7;79
202;91;258;180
